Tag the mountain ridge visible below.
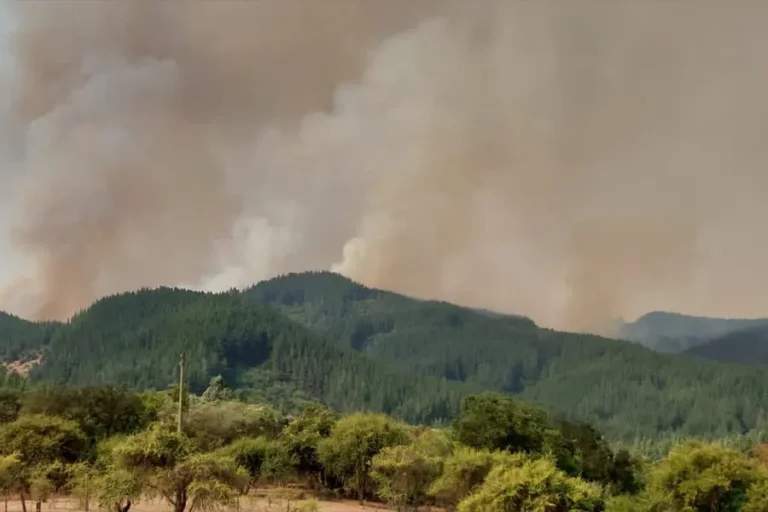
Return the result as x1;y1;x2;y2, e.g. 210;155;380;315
618;310;768;352
4;271;768;440
685;323;768;366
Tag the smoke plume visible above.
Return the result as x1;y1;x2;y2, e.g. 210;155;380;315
1;0;768;332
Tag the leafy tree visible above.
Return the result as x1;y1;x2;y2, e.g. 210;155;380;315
744;474;768;512
137;391;170;425
605;494;650;512
105;423;247;512
372;444;440;510
67;463;97;512
428;446;497;509
558;420;615;482
453;394;550;454
257;441;296;484
0;390;21;424
371;429;450;509
0;454;23;508
218;438;268;490
27;461;68;505
74;442;143;512
21;386;151;440
318;413;409;503
556;420;641;493
95;467;142;512
200;376;235;402
410;428;454;462
166;384;190;413
457;455;605;512
280;403;337;486
218;436;296;489
185;401;284;450
610;449;643;495
647;442;757;512
0;415;86;512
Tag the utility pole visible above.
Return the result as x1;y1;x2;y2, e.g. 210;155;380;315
177;351;185;435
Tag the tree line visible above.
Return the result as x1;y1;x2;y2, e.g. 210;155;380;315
0;379;765;511
8;271;768;443
248;272;768;441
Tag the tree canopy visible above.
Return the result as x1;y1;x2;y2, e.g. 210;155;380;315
0;383;760;511
5;271;768;442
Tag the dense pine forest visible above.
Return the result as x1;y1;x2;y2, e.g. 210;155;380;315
0;381;763;512
686;325;768;366
3;272;768;445
0;311;57;363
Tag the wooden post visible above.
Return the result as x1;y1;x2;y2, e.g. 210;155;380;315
84;471;89;512
177;351;185;435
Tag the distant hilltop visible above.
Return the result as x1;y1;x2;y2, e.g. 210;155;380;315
618;310;768;353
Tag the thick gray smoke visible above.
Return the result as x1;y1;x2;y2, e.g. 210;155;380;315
1;0;768;333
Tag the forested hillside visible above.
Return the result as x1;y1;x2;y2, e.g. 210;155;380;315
619;311;768;352
4;272;768;441
247;272;768;440
27;287;471;423
0;311;57;363
686;324;768;366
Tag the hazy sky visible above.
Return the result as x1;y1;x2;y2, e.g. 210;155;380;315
2;1;768;332
0;1;21;292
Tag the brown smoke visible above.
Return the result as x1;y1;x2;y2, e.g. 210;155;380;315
0;0;441;320
332;1;768;331
2;1;768;332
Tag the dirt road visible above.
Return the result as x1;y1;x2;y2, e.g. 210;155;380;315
2;496;392;512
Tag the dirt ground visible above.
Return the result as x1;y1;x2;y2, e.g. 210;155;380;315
0;495;394;512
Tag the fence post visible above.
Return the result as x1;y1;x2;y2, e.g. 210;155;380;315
84;472;89;512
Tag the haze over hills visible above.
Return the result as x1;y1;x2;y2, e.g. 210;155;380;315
685;324;768;366
4;271;768;441
3;2;768;337
618;311;768;353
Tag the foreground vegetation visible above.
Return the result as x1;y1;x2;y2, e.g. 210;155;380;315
0;379;765;511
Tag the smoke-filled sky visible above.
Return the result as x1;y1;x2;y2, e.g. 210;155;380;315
1;0;768;333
